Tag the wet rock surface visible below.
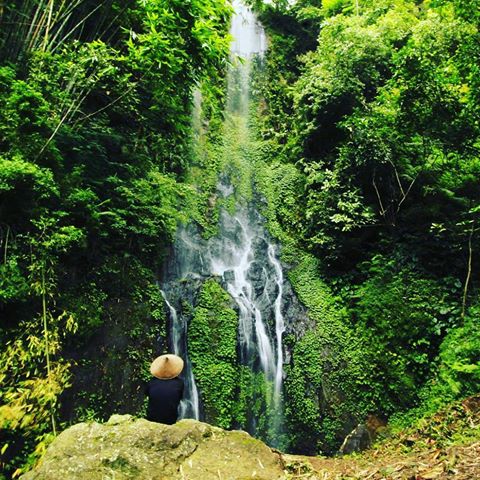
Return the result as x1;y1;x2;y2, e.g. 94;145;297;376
339;424;372;454
160;200;312;440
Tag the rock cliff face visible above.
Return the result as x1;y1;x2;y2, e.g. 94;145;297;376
21;415;287;480
160;205;313;443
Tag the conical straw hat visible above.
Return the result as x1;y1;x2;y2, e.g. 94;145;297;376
150;354;184;380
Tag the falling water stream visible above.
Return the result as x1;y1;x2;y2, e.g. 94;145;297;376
160;1;286;446
160;291;200;420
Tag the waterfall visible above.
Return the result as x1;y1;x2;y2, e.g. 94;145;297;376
160;291;200;420
160;1;286;447
230;0;267;57
268;244;286;406
208;209;277;382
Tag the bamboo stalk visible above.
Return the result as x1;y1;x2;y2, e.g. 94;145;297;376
41;265;56;436
372;173;387;218
4;225;9;265
58;69;82;112
26;0;46;44
51;0;66;25
13;0;35;56
28;4;49;51
2;2;33;60
70;66;155;128
47;10;74;52
72;87;133;126
51;2;106;53
42;0;55;52
47;0;84;50
461;222;474;318
36;90;89;158
65;88;90;120
103;7;129;47
28;1;47;48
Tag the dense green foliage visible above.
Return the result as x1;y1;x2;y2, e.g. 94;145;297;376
188;279;239;428
250;0;480;453
0;0;232;476
1;0;479;473
187;278;279;445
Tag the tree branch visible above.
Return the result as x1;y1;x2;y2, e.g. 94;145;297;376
462;221;475;318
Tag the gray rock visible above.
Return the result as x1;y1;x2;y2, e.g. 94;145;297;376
339;424;372;455
223;269;235;283
21;416;287;480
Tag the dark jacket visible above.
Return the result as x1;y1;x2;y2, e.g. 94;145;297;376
145;377;184;425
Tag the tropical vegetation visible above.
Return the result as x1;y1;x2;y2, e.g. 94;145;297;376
0;0;479;477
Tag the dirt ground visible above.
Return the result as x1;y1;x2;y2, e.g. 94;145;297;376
283;395;480;480
284;441;480;479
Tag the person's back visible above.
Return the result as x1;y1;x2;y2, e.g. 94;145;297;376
146;353;184;425
146;376;184;424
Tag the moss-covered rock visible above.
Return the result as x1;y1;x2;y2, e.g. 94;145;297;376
188;279;239;429
21;415;286;480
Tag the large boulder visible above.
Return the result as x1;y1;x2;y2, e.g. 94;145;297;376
21;415;286;480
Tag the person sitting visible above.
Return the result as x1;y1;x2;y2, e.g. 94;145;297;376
145;354;184;425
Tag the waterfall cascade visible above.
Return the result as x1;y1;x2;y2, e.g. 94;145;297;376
160;291;200;420
160;1;287;446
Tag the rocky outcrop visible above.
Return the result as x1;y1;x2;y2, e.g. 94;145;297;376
20;396;480;480
21;415;287;480
339;424;372;454
339;416;387;454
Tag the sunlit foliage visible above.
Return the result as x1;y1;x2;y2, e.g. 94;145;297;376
0;0;232;476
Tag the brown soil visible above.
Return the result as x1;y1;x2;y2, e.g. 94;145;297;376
284;395;480;480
